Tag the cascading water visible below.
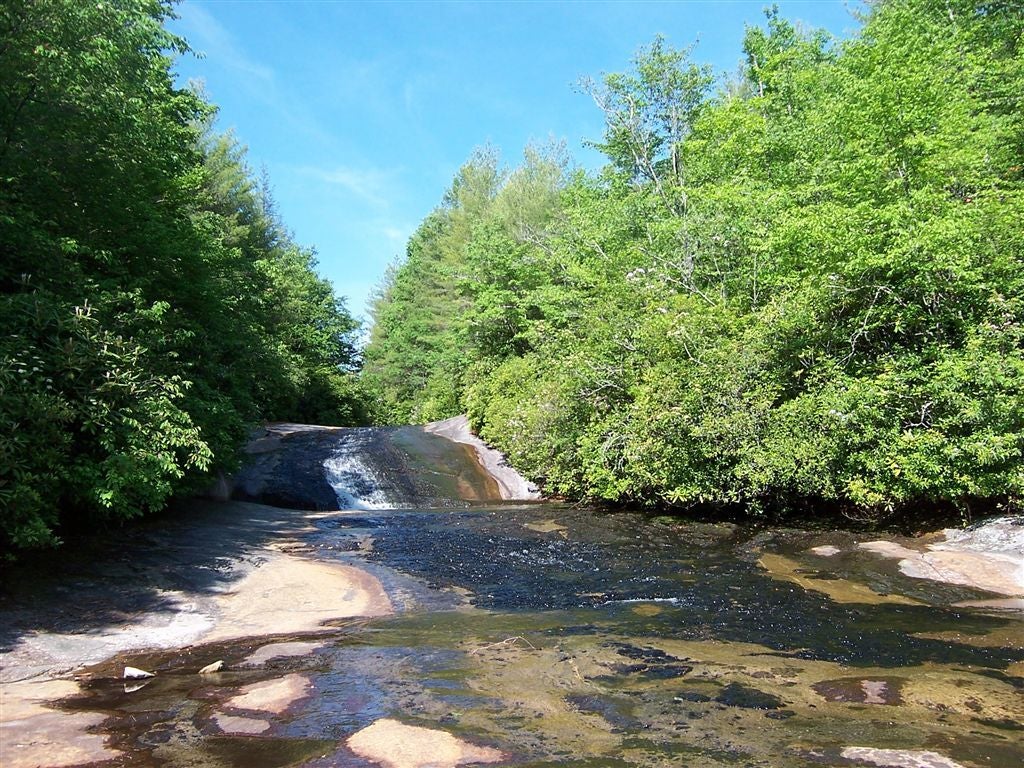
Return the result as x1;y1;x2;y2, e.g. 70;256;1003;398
323;428;405;509
320;421;534;510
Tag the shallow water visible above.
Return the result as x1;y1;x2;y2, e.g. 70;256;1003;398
5;426;1023;768
43;501;1022;768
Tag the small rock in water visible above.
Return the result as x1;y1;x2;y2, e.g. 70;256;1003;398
123;666;155;680
810;545;842;557
715;682;784;710
199;660;224;674
812;677;903;705
225;673;312;714
213;713;271;735
841;747;966;768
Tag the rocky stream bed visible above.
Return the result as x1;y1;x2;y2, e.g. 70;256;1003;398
1;421;1021;768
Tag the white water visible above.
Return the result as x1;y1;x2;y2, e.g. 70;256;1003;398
322;429;398;510
938;516;1024;557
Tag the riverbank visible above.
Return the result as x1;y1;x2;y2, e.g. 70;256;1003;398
0;500;394;767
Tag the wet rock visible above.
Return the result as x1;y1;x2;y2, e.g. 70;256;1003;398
231;424;341;510
602;642;693;680
714;683;784;710
123;666;155;679
424;415;540;500
812;677;904;705
224;673;312;714
565;693;642;729
613;643;679;663
860;517;1024;597
198;660;224;674
758;553;921;605
346;718;504;768
630;603;664;617
212;713;270;735
640;664;693;680
243;640;324;666
810;545;842;557
524;519;568;536
840;746;966;767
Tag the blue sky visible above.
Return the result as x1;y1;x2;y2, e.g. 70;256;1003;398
169;1;863;326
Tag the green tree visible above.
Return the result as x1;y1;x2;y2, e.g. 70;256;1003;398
1;0;369;551
368;0;1024;524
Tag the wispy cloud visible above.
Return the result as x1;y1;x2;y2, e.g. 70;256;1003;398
381;225;409;245
179;4;274;84
297;165;399;210
175;5;337;148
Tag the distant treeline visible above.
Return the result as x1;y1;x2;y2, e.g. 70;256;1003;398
1;0;370;550
364;0;1024;523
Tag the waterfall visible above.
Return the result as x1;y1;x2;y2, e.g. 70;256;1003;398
322;428;403;510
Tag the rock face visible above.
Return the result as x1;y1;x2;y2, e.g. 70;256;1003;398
204;552;393;642
347;718;504;768
230;424;347;510
860;516;1024;597
424;415;540;501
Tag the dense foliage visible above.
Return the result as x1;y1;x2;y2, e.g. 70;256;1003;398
364;0;1024;522
1;0;367;550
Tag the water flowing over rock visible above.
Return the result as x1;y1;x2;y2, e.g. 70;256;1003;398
424;415;541;501
323;428;414;509
321;419;538;509
860;516;1024;598
230;420;538;511
3;424;1022;768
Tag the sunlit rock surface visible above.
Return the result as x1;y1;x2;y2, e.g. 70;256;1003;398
0;680;118;768
424;414;540;500
860;516;1024;597
347;718;504;768
841;747;968;768
224;673;312;714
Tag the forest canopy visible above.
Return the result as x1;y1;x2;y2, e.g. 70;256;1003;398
1;0;369;550
363;0;1024;523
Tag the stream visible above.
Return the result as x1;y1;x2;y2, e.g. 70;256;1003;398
1;423;1021;768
